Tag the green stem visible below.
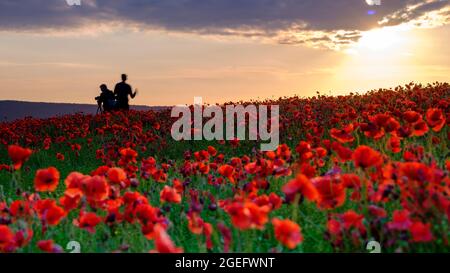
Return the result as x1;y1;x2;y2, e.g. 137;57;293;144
292;194;301;223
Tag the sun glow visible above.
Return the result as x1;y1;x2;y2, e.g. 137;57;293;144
359;29;399;51
349;26;411;55
336;26;420;92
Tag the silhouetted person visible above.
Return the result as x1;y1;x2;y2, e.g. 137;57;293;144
96;84;116;112
114;74;137;111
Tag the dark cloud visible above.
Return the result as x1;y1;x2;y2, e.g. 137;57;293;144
380;0;449;27
0;0;448;48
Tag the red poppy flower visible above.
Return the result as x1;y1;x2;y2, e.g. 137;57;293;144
197;162;210;174
268;192;283;210
312;176;346;209
368;205;387;218
341;174;361;189
266;151;276;160
426;108;445;132
276;144;292;160
151;169;167;183
360;122;384;139
173;178;184;193
384;117;400;133
207;146;217;156
160;186;182;204
387;135;401;153
224;201;270;230
135;204;166;235
91;165;110;177
387;210;412;231
0;225;15;253
187;212;204;235
340;210;365;231
34;167;60;192
8;145;32;170
107;167;127;184
74;211;103;233
409;221;433;242
83;175;110;202
295;163;315;178
327;219;341;236
44;204;66;226
141;223;160;240
13;229;33;248
398;162;433;183
331;142;353;162
352;145;382;169
295;141;313;161
123;191;148;206
218;164;235;183
229;138;240;147
371;113;391;128
282;174;318;203
150;224;183;253
37;240;63;253
64;172;88;189
34;199;66;227
272;218;303;249
403;111;421;123
119;148;138;164
59;188;83;211
9;200;32;218
34;199;56;216
194;150;210;161
56;153;65;161
411;120;429;136
315;147;327;158
330;124;354;143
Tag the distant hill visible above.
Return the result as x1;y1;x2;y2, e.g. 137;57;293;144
0;101;168;122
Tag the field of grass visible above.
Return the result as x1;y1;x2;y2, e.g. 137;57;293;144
0;82;449;253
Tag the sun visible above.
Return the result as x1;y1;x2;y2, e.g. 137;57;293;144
357;27;403;52
339;25;416;86
345;26;413;56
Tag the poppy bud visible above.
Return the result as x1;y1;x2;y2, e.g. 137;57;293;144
130;178;139;188
191;203;202;213
163;205;171;213
106;213;116;223
208;203;217;211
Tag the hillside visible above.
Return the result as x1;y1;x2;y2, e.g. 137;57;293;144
0;101;167;122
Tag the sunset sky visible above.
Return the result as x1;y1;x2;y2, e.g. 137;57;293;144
0;0;449;106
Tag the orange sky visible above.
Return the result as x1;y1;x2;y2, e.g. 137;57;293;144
0;1;449;106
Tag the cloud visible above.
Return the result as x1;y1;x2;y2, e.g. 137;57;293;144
0;0;448;49
379;0;449;27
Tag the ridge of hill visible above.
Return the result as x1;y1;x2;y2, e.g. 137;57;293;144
0;100;168;122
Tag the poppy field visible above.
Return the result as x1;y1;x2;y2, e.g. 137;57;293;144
0;82;449;253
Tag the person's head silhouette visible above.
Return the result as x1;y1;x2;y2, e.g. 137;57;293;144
100;84;108;92
121;74;127;82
